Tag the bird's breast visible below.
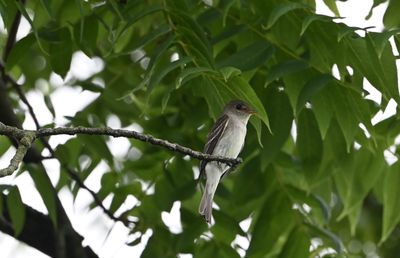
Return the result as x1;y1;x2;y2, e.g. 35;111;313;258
213;122;247;159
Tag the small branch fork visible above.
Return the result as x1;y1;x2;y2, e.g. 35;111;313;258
0;122;242;177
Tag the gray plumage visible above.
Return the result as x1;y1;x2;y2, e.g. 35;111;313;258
199;100;255;223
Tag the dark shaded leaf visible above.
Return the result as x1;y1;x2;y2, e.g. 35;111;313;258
266;2;309;29
28;165;58;227
381;162;400;243
296;108;323;170
6;186;26;236
261;86;293;168
49;27;72;78
5;34;36;71
217;41;275;71
265;60;309;86
246;191;295;258
278;226;309;258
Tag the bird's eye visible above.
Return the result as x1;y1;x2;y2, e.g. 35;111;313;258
235;104;243;110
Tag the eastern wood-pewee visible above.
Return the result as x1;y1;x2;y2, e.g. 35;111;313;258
198;100;255;223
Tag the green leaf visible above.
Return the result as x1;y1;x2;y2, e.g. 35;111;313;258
28;165;58;227
5;34;36;71
73;14;99;57
154;177;175;211
306;222;345;252
347;201;362;236
0;136;11;157
265;60;309;87
329;85;360;150
14;0;46;54
0;193;3;215
232;156;268;207
49;27;72;78
261;86;293;168
222;0;236;27
147;56;192;94
323;119;347;164
78;135;114;167
381;162;400;243
0;0;17;32
176;67;217;88
334;148;386;219
212;210;244;244
301;14;331;36
365;33;399;102
193;75;270;139
6;186;26;236
296;108;323;171
219;67;241;82
323;0;340;16
217;41;275;71
39;0;54;19
368;29;400;58
246;191;295;258
296;74;332;114
97;172;118;199
108;0;125;20
266;2;309;29
347;35;399;103
120;24;171;53
122;5;164;31
78;81;104;93
278;227;309;258
44;95;56;118
168;8;214;67
383;0;400;29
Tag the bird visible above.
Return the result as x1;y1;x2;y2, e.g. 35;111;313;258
198;99;255;223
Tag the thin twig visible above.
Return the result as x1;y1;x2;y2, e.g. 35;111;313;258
36;126;241;166
0;132;35;176
2;0;26;61
0;0;136;233
0;123;241;167
63;166;135;226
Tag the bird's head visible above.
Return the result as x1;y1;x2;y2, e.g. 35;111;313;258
224;100;256;118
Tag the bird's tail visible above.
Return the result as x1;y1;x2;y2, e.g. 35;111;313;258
199;174;219;223
199;187;214;223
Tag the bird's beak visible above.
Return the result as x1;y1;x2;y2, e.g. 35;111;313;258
248;108;256;115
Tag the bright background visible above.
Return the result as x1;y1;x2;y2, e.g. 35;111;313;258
0;0;398;257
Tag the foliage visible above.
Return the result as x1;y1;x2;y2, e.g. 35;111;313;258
1;0;400;257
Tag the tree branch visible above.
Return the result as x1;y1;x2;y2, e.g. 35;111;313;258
0;131;35;176
36;126;242;165
0;6;104;256
0;123;242;174
0;122;242;227
2;0;26;61
0;193;98;258
0;70;136;228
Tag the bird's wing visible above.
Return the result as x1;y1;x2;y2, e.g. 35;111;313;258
199;114;229;180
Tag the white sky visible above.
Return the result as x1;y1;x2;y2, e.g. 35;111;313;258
0;1;398;258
